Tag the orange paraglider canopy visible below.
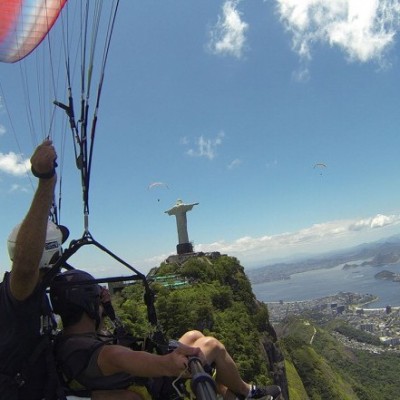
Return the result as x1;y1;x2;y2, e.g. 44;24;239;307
0;0;67;63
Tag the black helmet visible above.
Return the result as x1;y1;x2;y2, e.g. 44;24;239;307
50;269;101;325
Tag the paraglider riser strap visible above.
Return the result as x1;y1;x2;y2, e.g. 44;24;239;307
31;166;56;179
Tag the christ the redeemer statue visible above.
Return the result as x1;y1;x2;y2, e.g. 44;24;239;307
165;199;199;255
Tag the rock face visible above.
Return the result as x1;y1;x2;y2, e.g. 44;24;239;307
263;337;288;399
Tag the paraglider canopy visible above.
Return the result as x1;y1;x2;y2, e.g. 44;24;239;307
148;182;169;202
313;163;327;168
0;0;67;63
148;182;169;190
313;163;327;175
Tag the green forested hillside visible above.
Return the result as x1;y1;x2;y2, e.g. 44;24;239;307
279;316;400;399
112;255;284;388
111;254;400;400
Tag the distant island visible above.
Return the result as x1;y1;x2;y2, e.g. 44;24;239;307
344;251;400;269
375;270;400;282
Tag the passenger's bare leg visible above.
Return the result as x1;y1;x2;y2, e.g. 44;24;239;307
179;330;205;345
179;331;250;398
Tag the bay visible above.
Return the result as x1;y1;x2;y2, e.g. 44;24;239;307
251;263;400;308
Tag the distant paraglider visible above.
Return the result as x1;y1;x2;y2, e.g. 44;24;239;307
148;182;169;202
148;182;169;190
313;163;327;176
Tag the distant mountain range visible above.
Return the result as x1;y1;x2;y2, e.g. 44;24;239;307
246;233;400;284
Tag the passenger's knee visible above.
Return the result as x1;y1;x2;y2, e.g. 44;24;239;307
179;330;205;345
201;336;225;352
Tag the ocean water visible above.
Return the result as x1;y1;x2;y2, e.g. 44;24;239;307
251;263;400;308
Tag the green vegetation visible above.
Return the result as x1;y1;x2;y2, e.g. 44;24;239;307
113;255;277;384
284;359;308;400
280;315;400;399
328;320;381;346
112;255;400;399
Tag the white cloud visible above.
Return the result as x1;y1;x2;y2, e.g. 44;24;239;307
0;95;5;135
8;183;29;193
208;0;249;58
185;131;225;160
349;213;397;230
227;158;242;169
195;213;400;266
0;152;30;176
275;0;400;68
142;253;171;268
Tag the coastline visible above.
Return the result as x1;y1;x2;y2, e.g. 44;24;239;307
251;263;400;308
263;291;376;307
264;291;393;324
353;295;380;309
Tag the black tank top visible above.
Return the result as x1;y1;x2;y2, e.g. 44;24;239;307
55;332;136;390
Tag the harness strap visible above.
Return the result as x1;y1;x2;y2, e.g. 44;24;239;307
18;334;66;400
44;336;67;400
10;286;65;399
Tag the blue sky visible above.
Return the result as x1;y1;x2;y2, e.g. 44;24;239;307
2;0;400;278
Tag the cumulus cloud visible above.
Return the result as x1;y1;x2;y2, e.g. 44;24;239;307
208;0;249;58
275;0;400;75
0;95;5;135
0;152;30;176
195;213;400;266
349;213;397;230
142;253;171;268
185;131;225;160
227;158;242;169
8;183;29;193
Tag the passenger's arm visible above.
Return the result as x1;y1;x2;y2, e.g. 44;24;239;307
97;343;201;378
10;140;57;300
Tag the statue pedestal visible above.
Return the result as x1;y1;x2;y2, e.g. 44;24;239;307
177;242;193;255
